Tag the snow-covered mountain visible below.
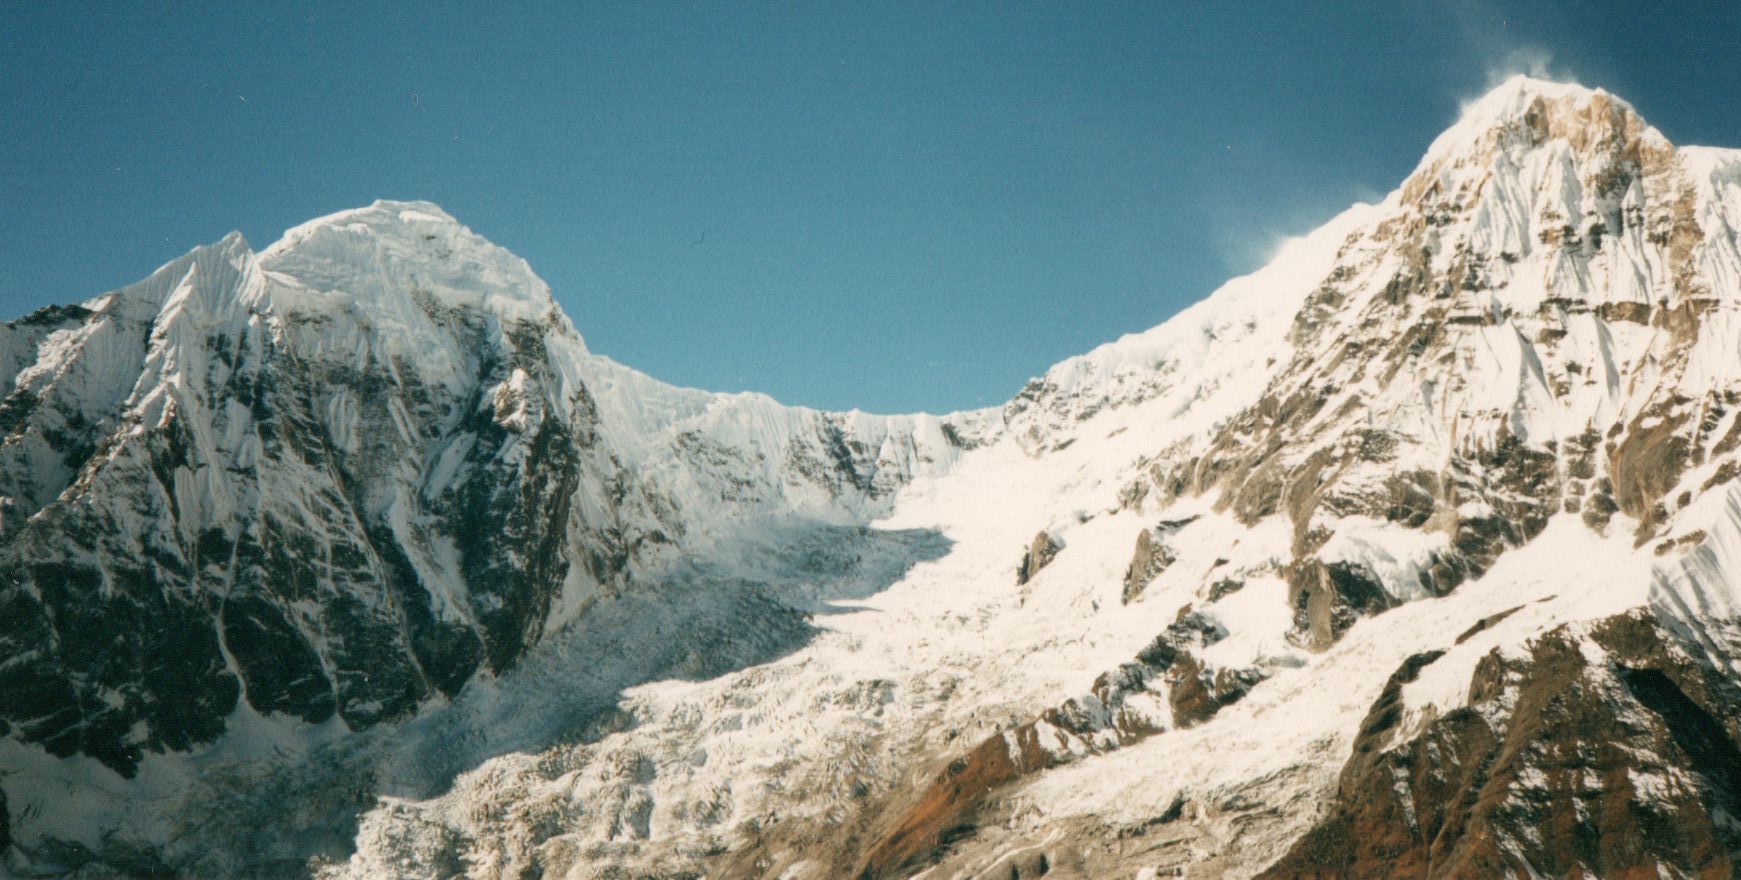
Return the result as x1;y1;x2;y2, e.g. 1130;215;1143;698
0;200;977;874
6;76;1741;878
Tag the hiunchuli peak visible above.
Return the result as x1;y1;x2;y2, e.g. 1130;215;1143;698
259;198;564;328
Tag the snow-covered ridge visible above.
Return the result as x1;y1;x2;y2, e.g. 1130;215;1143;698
1001;196;1389;451
1416;75;1639;167
259;198;576;349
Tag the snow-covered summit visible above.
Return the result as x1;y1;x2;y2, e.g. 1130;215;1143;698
262;198;468;257
1416;75;1647;168
265;198;460;246
260;198;565;330
1455;74;1621;127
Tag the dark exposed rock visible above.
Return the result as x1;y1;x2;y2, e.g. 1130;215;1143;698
12;303;95;328
1121;525;1177;604
1338;649;1445;790
851;719;1038;880
1611;403;1694;543
1595;299;1652;324
1166;653;1265;728
1286;560;1395;651
1453;605;1524;645
1207;577;1245;602
1261;614;1741;879
1581;480;1620;531
1136;608;1226;669
1016;531;1061;586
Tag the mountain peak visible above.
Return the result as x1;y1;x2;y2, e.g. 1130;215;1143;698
261;199;461;258
1406;76;1666;203
257;199;561;326
1470;74;1609;112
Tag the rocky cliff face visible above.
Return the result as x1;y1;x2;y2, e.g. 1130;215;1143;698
8;78;1741;880
1260;612;1741;879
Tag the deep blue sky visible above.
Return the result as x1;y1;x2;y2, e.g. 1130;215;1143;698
3;3;1736;412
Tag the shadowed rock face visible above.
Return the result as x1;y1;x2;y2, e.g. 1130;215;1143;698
0;272;617;775
1016;531;1061;586
1260;613;1741;880
1122;516;1194;604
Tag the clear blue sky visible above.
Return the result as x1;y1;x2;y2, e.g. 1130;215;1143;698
2;3;1735;413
